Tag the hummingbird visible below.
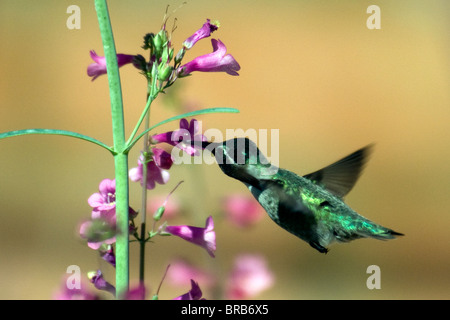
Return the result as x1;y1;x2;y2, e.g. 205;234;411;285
203;138;403;254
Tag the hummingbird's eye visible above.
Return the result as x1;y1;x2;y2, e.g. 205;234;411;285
216;137;263;166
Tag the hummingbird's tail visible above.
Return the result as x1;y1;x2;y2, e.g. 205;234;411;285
369;228;404;240
335;218;404;244
357;221;404;241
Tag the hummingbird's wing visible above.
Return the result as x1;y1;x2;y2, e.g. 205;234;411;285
303;145;373;198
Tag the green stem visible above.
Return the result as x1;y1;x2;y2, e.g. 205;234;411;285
94;0;129;297
138;70;159;284
126;93;157;147
126;63;159;148
139;101;150;284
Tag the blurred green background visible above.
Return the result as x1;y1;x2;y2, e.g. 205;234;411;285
0;0;449;299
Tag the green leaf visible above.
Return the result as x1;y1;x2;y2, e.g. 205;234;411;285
0;128;113;153
124;107;239;152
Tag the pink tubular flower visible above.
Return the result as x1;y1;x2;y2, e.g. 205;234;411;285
177;39;240;76
225;254;274;300
53;277;99;300
223;194;264;228
88;178;116;220
122;284;147;300
87;50;136;81
129;148;173;190
167;259;216;288
173;279;205;300
183;19;219;50
152;118;207;156
165;216;216;258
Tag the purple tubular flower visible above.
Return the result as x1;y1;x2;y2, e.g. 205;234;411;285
173;279;205;300
183;19;219;50
129;148;173;190
88;270;116;296
99;245;116;268
87;50;136;81
178;39;240;76
152;118;207;156
165;216;216;258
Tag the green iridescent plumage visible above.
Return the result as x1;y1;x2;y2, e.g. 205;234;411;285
207;138;403;253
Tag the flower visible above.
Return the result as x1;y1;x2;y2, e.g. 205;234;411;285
129;148;173;190
225;254;274;299
166;259;216;288
177;39;240;76
82;179;138;249
165;216;216;257
173;279;205;300
79;218;116;250
87;50;136;81
53;277;99;300
183;19;219;50
87;270;116;296
152;118;207;156
99;245;116;268
223;194;264;228
122;284;147;300
88;178;116;220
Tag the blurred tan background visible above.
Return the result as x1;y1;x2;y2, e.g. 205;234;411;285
0;0;449;299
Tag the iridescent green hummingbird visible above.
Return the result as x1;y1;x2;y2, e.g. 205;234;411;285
204;138;403;253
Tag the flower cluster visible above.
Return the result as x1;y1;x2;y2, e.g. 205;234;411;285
75;178;269;299
129;118;206;190
87;19;240;85
79;179;119;251
75;176;218;298
166;254;274;300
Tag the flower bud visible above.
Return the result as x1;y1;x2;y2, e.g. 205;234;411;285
158;63;173;81
153;206;165;221
175;48;186;65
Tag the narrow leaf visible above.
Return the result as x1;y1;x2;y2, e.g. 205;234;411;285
0;128;113;153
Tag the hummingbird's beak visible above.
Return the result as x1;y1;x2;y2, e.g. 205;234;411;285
200;141;221;155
